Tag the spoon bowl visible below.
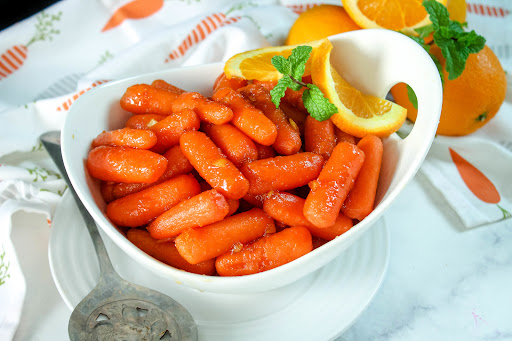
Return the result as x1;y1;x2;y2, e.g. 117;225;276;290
40;131;198;341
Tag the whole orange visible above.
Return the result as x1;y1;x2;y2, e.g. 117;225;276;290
285;4;361;45
390;45;506;136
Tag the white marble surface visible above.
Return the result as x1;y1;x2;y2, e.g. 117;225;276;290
11;172;512;341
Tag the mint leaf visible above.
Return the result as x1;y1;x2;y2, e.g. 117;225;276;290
270;76;293;108
271;55;291;75
302;84;338;121
429;53;445;85
421;0;486;80
289;45;312;80
406;85;418;110
414;24;434;38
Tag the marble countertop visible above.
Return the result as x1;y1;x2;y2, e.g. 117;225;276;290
12;172;512;341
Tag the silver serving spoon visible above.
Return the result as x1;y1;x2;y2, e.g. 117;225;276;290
40;131;198;341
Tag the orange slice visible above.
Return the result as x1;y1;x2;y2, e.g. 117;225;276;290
223;40;325;82
311;39;407;137
341;0;447;35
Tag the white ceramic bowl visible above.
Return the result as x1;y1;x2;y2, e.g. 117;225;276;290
62;29;442;294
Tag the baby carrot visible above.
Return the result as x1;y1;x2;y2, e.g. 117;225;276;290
174;208;274;264
180;131;250;200
283;87;306;111
125;114;167;129
250;79;277;92
279;101;307;136
171;92;233;125
91;127;157;149
213;72;248;92
126;229;215;275
211;87;277;146
263;191;353;240
254;143;276;160
304;115;336;160
151;79;186;94
87;146;167;183
215;226;312;276
203;123;258;168
240;152;324;195
100;181;116;203
106;174;201;228
148;189;230;239
334;126;356;145
111;145;194;199
149;108;201;153
120;83;181;115
226;198;239;216
239;84;302;155
342;135;383;220
304;142;365;227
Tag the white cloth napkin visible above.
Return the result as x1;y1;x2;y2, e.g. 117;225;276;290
0;0;510;339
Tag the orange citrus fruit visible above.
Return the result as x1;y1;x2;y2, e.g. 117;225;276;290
285;4;361;45
224;40;325;82
390;45;506;136
447;0;467;23
341;0;447;35
311;39;407;137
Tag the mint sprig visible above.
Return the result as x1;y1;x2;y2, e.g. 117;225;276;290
404;0;486;108
270;46;337;121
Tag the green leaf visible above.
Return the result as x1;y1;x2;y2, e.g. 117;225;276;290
414;24;434;38
271;55;291;75
270;76;293;108
429;54;445;85
289;45;312;80
423;0;450;29
406;85;418;110
302;84;338;121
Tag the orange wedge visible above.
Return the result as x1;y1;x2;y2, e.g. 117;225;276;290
341;0;447;35
223;40;325;82
310;39;407;137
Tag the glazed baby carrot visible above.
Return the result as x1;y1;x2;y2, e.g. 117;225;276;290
226;198;239;216
148;189;230;239
149;108;201;153
180;131;250;200
203;123;258;168
87;145;167;183
304;115;336;160
254;143;276;160
174;208;274;264
240;152;324;195
334;126;356;145
263;191;352;240
106;174;201;227
279;101;308;136
304;142;365;227
171;92;233;125
91;127;157;149
342;135;383;220
283;87;306;111
213;72;248;92
250;79;277;92
211;87;277;146
111;145;194;199
151;79;186;94
100;181;116;203
120;83;181;115
125;114;167;129
126;229;215;275
215;226;312;276
239;84;302;155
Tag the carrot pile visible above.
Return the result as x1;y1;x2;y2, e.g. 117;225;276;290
86;74;384;277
